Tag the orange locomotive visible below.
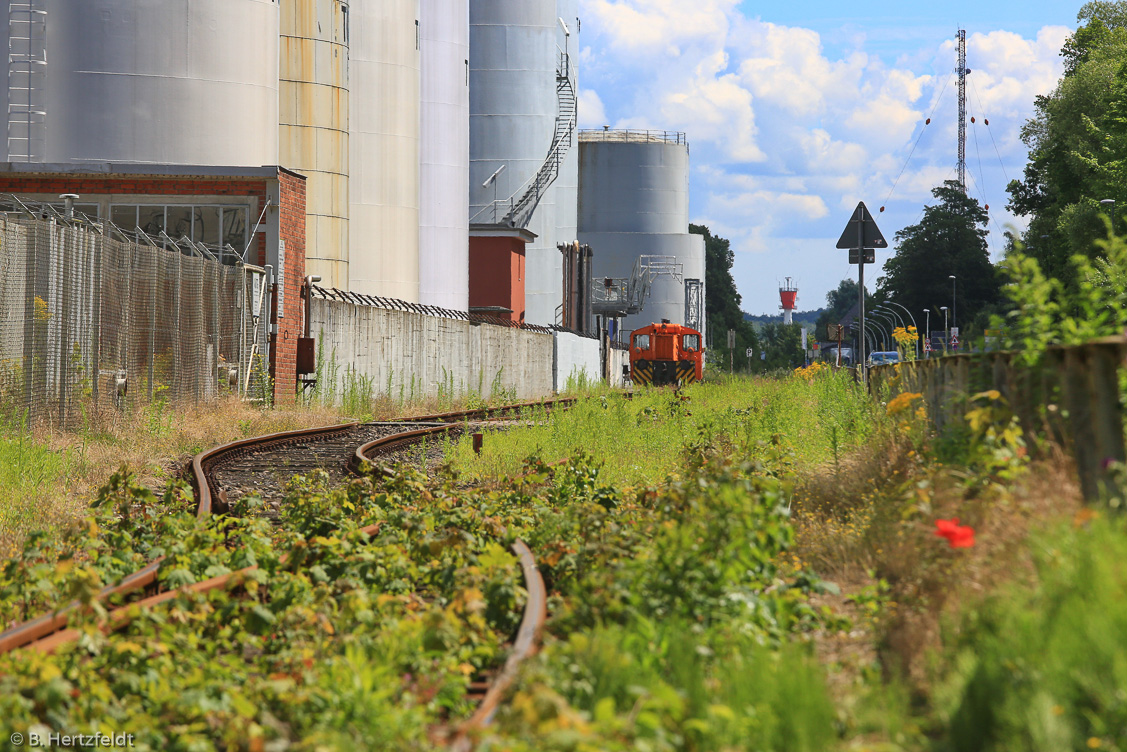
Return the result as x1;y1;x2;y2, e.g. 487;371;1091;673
628;321;705;386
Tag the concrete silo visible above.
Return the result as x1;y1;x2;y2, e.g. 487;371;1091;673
280;0;350;290
419;0;469;310
578;130;707;335
469;0;575;326
348;0;421;301
33;0;279;166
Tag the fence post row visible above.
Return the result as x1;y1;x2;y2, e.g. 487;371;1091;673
869;337;1127;503
0;213;258;427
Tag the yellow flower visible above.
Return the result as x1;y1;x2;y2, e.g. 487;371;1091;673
33;295;51;321
886;391;922;416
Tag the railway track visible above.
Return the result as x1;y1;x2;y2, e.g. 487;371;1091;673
0;398;570;747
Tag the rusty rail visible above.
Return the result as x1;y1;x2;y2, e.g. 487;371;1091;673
3;398;569;675
191;421;360;516
869;336;1127;501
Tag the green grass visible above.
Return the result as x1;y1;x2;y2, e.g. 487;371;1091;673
0;432;75;542
929;515;1127;751
447;371;877;486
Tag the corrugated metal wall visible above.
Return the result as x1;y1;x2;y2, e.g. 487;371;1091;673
279;0;350;290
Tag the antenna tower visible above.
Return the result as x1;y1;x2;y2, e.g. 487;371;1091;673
956;29;967;193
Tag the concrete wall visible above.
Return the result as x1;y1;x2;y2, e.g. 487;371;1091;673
553;330;599;390
608;345;629;389
310;298;553;401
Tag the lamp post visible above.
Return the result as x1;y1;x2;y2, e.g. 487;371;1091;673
871;309;898;350
852;322;875;360
923;308;931;357
949;275;957;347
868;316;891;351
1102;198;1116;236
876;306;911;359
940;306;949;352
882;301;919;357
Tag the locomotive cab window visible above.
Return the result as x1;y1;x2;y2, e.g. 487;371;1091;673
633;334;650;350
682;334;700;351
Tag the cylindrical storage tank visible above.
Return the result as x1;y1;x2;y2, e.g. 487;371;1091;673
43;0;279;166
578;132;690;234
349;0;421;301
551;0;579;319
470;0;563;326
577;131;706;335
419;0;469;310
280;0;350;290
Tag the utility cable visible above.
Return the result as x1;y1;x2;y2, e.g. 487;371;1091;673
969;75;1010;182
880;68;955;212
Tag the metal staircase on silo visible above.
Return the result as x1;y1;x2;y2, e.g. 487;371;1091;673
7;1;46;162
499;46;576;229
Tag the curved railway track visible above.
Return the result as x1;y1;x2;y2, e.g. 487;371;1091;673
0;398;571;747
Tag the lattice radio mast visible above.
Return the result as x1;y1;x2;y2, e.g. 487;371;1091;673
956;29;967;193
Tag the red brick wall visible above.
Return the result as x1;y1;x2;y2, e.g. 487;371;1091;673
469;235;527;323
0;173;270;264
273;171;307;404
0;169;309;406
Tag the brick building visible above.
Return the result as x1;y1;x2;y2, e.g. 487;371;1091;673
0;163;307;403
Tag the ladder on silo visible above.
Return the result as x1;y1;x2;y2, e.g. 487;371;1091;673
501;46;576;229
7;1;46;162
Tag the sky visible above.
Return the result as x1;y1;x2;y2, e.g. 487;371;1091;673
573;0;1080;316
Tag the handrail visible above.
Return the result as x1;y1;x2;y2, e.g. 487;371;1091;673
579;129;687;145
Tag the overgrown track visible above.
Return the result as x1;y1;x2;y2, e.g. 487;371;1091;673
192;398;574;515
0;398;570;747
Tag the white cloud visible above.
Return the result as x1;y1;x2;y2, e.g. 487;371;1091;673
577;88;608;128
577;2;1068;312
582;0;736;56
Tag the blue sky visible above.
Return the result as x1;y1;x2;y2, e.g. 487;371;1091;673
575;0;1080;316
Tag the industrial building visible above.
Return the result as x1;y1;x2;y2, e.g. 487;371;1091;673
0;0;706;402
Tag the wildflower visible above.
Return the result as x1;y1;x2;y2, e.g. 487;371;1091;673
934;518;975;548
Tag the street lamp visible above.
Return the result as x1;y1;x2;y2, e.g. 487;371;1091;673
868;316;891;351
852;322;875;359
876;306;913;359
871;309;899;350
882;301;919;357
940;306;949;352
1101;198;1116;236
949;275;957;345
923;308;931;357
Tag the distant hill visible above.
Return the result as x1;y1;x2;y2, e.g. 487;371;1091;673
743;309;825;329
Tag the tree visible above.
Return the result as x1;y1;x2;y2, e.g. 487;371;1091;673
813;278;878;341
690;224;759;365
758;322;804;370
877;181;1000;333
1007;2;1127;285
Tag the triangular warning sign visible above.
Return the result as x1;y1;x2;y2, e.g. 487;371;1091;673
836;201;888;250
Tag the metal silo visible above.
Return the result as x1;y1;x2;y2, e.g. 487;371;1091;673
280;0;350;290
551;0;579;321
419;0;469;310
470;0;574;326
40;0;279;166
348;0;421;301
578;130;707;335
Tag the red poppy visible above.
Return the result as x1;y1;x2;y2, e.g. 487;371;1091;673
934;518;975;548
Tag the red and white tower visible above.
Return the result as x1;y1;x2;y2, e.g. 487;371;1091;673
779;277;798;325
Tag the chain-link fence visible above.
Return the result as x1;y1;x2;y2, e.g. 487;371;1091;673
0;213;270;427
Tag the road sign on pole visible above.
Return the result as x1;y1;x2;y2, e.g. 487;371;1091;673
836;202;888;250
837;202;887;384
